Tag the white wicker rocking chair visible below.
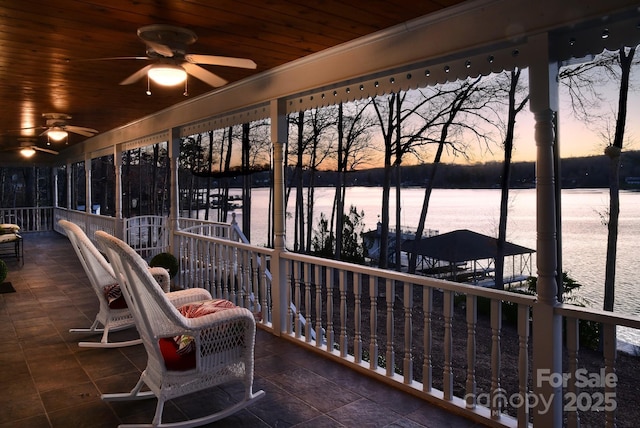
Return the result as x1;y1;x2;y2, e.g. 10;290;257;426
59;220;209;348
95;230;265;428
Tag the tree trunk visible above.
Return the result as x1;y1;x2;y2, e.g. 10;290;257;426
495;70;526;289
295;111;305;252
205;131;214;221
242;123;252;241
603;47;635;312
334;103;344;259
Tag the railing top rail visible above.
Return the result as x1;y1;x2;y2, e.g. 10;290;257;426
179;218;235;228
175;229;275;255
556;303;640;329
125;215;166;223
281;250;537;306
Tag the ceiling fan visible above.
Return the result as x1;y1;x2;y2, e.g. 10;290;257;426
12;138;59;158
110;25;257;89
8;113;99;142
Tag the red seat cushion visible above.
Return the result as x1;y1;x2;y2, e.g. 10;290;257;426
158;299;236;371
158;337;196;371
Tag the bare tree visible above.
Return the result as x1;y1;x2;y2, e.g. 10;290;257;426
408;77;494;273
372;90;444;268
494;69;529;289
304;106;337;252
286;107;337;252
332;99;375;259
560;46;638;311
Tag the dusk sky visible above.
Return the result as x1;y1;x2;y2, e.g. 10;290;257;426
447;68;640;165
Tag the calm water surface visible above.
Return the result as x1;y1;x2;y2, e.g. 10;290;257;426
221;187;640;344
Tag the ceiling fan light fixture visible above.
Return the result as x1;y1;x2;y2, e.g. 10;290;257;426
47;128;68;141
148;64;187;86
20;147;36;158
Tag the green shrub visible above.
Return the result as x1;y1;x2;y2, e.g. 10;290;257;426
149;252;179;279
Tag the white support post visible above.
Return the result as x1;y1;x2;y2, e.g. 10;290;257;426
169;128;181;254
270;98;288;335
529;32;563;428
66;162;72;210
52;167;59;208
114;146;124;239
84;154;91;214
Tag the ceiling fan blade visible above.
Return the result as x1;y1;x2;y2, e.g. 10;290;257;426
145;40;175;57
182;63;228;87
120;64;154;85
5;125;46;134
65;126;99;137
34;146;59;155
185;54;256;69
70;56;150;62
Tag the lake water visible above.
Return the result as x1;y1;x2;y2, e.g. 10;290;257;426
212;187;640;344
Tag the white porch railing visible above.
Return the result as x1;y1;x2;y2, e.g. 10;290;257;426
54;208;117;247
171;223;640;428
556;304;640;428
123;215;169;261
2;206;54;232
174;228;272;322
47;212;640;427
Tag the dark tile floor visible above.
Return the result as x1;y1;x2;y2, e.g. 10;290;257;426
0;232;483;428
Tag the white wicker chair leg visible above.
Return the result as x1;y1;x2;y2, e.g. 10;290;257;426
69;319;103;334
102;378;154;402
114;390;266;428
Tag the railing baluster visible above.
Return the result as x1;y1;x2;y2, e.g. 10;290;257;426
385;278;395;377
466;294;477;409
294;261;302;338
603;323;617;428
517;304;531;427
565;315;579;428
260;254;270;324
207;239;215;294
369;275;379;371
403;281;413;384
229;246;237;303
443;289;453;400
423;286;433;392
286;260;293;335
251;253;259;313
326;266;335;350
315;264;323;347
490;298;502;420
215;243;223;298
240;250;250;307
304;262;312;343
339;270;348;357
189;236;196;289
354;272;362;363
193;239;202;289
225;244;233;300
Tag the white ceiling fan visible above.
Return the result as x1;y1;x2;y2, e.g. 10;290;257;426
12;138;59;158
8;113;99;142
40;113;99;141
113;25;257;89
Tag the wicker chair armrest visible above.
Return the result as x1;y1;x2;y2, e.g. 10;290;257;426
166;288;212;307
184;306;254;331
190;308;256;365
148;267;171;292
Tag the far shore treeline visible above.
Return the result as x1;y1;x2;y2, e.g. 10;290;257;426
229;150;640;190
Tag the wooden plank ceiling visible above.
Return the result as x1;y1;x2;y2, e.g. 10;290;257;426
0;0;466;162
